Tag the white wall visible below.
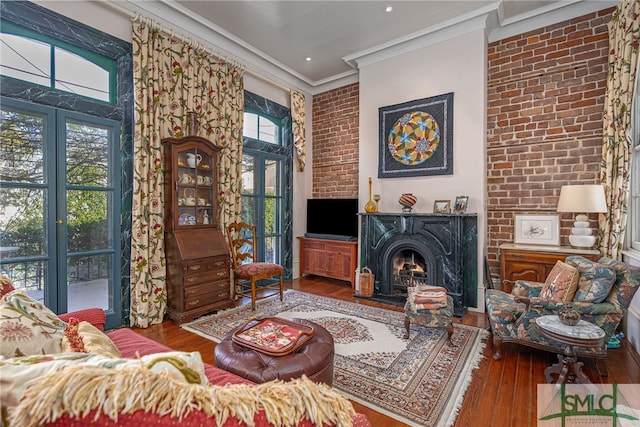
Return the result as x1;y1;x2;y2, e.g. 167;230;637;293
34;1;131;42
358;29;488;310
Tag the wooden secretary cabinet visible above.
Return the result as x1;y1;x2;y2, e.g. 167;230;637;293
162;135;233;324
499;243;600;293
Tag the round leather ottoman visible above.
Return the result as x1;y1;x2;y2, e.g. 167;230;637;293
214;318;335;386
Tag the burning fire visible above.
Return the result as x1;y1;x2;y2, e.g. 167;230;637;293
394;252;425;273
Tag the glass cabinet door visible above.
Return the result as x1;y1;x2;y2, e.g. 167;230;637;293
175;147;215;228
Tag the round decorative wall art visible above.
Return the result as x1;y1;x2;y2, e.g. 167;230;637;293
387;111;440;165
378;92;453;178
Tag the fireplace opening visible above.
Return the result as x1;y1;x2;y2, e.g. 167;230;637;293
360;213;477;316
391;250;429;296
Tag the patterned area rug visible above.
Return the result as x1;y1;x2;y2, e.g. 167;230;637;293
183;290;488;427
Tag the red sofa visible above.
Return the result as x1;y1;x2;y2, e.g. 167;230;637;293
50;308;371;427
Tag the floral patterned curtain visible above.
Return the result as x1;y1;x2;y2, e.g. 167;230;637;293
290;90;306;171
599;0;639;260
131;20;244;327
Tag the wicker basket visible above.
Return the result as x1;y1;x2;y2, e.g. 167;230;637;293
359;267;374;297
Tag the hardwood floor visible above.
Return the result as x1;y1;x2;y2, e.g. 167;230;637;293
132;276;640;427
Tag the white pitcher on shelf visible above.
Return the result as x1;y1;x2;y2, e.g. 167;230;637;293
186;153;202;168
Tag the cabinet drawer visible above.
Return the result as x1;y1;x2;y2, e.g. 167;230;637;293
503;251;566;264
184;268;229;286
184;280;229;298
325;242;353;255
303;240;326;251
186;258;228;275
184;281;230;309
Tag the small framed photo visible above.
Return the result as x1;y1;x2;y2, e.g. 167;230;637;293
433;200;451;214
514;214;560;246
453;196;469;214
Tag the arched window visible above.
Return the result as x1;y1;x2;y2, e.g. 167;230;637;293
1;23;116;103
243;111;280;145
0;1;132;330
241;93;292;279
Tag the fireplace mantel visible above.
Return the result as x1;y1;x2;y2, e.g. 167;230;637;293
359;213;477;316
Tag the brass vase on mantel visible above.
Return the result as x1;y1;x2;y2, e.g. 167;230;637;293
364;177;377;213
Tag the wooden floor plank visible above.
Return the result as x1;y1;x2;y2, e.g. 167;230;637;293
131;276;640;426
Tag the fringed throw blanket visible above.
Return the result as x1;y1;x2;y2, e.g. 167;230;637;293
10;365;356;427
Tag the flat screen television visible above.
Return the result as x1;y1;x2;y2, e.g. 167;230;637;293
305;198;358;241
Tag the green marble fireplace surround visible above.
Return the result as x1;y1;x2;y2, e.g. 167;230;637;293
359;213;478;316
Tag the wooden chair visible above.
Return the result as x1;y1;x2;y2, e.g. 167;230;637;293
226;221;284;310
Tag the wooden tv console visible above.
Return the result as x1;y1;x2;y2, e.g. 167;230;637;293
298;237;357;287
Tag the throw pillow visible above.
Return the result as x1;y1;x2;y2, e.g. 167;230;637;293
597;257;640;310
570;261;616;304
0;290;66;358
0;275;15;300
540;261;579;302
63;317;122;358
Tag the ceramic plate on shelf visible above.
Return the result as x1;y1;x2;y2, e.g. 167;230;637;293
178;213;191;226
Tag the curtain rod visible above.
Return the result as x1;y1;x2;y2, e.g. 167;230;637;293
101;0;295;93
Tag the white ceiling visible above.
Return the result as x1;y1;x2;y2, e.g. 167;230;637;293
118;0;617;93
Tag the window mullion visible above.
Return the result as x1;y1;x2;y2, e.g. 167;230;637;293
50;43;55;89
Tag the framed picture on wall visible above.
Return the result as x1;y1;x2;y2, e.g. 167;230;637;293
514;214;560;246
378;92;454;178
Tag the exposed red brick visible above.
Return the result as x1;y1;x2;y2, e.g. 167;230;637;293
486;7;614;284
311;83;359;198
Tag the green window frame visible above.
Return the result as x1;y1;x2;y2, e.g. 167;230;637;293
244;109;283;146
1;21;116;104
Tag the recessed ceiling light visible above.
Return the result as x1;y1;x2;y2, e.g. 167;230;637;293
306;57;312;62
385;6;393;13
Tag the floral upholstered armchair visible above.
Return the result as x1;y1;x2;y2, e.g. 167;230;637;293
485;256;640;361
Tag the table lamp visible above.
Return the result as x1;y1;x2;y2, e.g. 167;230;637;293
556;184;607;248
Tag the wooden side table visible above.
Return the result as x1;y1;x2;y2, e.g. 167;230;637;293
536;315;605;384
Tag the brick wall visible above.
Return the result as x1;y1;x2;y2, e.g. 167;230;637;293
486;8;614;284
311;83;359;198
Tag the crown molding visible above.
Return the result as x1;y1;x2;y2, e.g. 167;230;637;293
114;0;316;94
109;0;619;96
344;14;490;72
488;0;618;43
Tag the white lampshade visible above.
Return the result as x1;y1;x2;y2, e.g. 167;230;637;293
556;185;607;213
556;184;607;248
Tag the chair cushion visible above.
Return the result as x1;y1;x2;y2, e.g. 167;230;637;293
539;261;579;302
486;289;526;324
235;262;283;279
566;256;616;303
